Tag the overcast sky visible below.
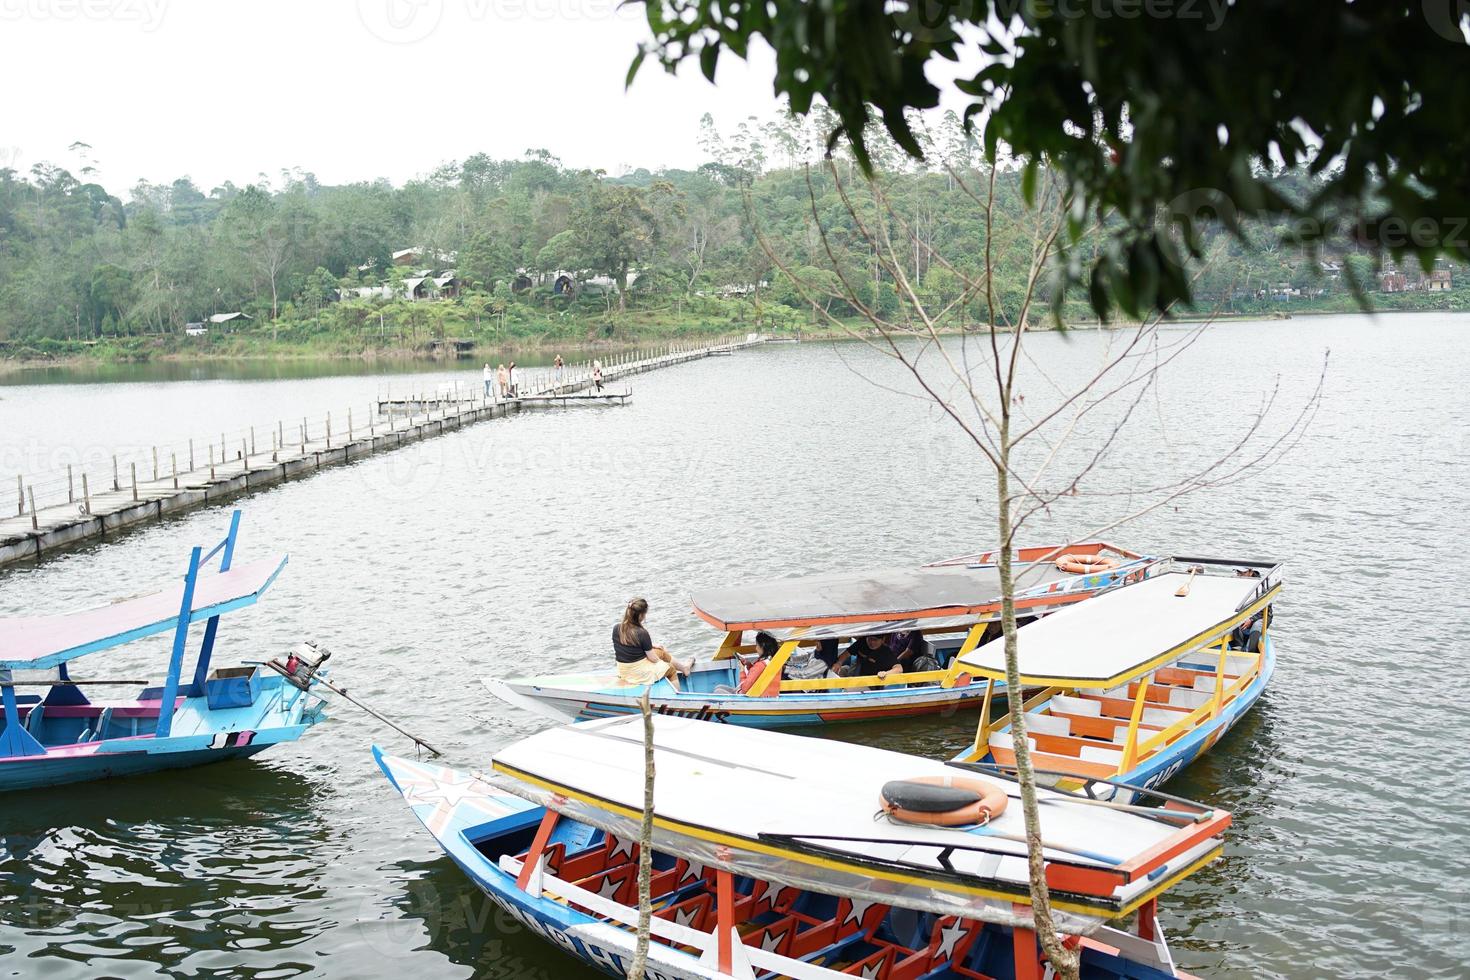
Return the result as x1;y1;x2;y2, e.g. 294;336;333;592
0;0;793;192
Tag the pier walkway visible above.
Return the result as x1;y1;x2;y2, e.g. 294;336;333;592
1;337;758;568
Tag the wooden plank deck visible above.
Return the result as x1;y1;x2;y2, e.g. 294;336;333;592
0;338;761;568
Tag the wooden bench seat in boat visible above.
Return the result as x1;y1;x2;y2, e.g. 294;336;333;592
988;732;1121;779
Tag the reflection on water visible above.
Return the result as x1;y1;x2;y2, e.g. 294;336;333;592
1;313;1468;979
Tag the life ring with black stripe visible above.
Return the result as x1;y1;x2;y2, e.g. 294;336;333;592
1054;553;1120;575
879;775;1009;827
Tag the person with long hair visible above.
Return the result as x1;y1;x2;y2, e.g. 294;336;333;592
613;598;688;690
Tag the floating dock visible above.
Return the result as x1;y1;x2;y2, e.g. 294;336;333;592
1;338;759;568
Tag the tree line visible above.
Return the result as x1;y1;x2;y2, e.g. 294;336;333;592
0;114;1400;346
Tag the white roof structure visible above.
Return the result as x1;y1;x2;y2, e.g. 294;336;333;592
489;714;1225;928
956;571;1276;688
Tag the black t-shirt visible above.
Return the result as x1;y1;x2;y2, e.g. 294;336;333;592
894;632;933;665
613;624;654;664
843;637;900;675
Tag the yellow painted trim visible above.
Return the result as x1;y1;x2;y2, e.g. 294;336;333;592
779;668;951;692
1211;639;1228;717
492;761;1215;920
942;622;989;689
750;640;799;697
971;677;997;757
711;631;742;662
964;584;1280;689
1121;679;1150;771
1132;655;1260;761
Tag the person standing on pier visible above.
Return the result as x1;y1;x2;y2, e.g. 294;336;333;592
497;363;509;399
553;354;565;387
483;363;494;399
508;361;519;398
592;359;604;392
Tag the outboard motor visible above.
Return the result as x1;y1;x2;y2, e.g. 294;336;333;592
275;641;331;691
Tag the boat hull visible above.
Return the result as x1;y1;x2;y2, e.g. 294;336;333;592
487;675;1001;729
376;748;1196;980
0;673;326;792
1114;635;1275;803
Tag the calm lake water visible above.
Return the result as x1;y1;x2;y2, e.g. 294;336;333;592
1;313;1467;979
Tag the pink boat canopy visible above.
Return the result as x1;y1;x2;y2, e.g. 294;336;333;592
0;555;287;670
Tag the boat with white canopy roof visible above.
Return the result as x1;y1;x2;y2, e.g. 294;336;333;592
950;556;1282;803
377;713;1231;979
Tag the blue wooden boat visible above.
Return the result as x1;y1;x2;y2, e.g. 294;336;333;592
0;511;329;792
487;543;1164;729
377;715;1230;979
950;556;1282;804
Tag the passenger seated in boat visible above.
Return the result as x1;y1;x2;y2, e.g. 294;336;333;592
891;630;940;673
613;598;690;690
713;631;782;695
812;637;841;675
837;634;903;679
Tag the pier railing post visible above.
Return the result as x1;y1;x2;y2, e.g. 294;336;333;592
326;412;332;450
67;464;74;503
348;407;353;441
81;473;90;515
153;447;159;482
112;455;119;492
131;462;138;501
209;448;215;480
28;486;37;529
241;438;248;472
301;418;307;453
172;453;178;489
250;426;256;456
16;475;23;517
189;438;195;471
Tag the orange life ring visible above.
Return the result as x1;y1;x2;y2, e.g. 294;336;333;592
1054;553;1120;575
879;775;1010;827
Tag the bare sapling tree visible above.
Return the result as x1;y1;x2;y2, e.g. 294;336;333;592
627;687;656;978
756;156;1323;978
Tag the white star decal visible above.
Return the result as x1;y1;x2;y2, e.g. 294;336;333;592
673;906;700;928
597;876;624;899
934;918;968;960
860;957;885;980
759;880;786;906
843;897;876;926
680;859;705;882
608;835;635;860
760;927;787;952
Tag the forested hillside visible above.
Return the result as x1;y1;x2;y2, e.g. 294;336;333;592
0;113;1458;358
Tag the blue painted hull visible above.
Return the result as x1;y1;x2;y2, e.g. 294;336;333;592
375;749;1198;980
1118;636;1275;801
0;674;325;792
0;743;272;793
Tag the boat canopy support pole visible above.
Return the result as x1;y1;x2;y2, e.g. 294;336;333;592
752;640;800;697
0;673;48;757
155;545;202;740
1011;917;1042;980
190;510;241;694
517;810;559;892
1121;678;1151;771
969;677;997;758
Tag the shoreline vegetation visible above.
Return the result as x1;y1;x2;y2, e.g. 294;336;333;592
4;122;1466;378
2;295;1465;376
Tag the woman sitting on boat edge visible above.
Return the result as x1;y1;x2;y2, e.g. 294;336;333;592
612;597;691;690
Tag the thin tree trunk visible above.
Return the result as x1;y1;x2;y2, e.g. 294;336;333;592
995;443;1080;980
627;688;655;978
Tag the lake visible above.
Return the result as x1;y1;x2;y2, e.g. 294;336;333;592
1;313;1467;979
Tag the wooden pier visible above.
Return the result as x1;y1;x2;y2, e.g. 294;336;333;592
1;337;760;568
